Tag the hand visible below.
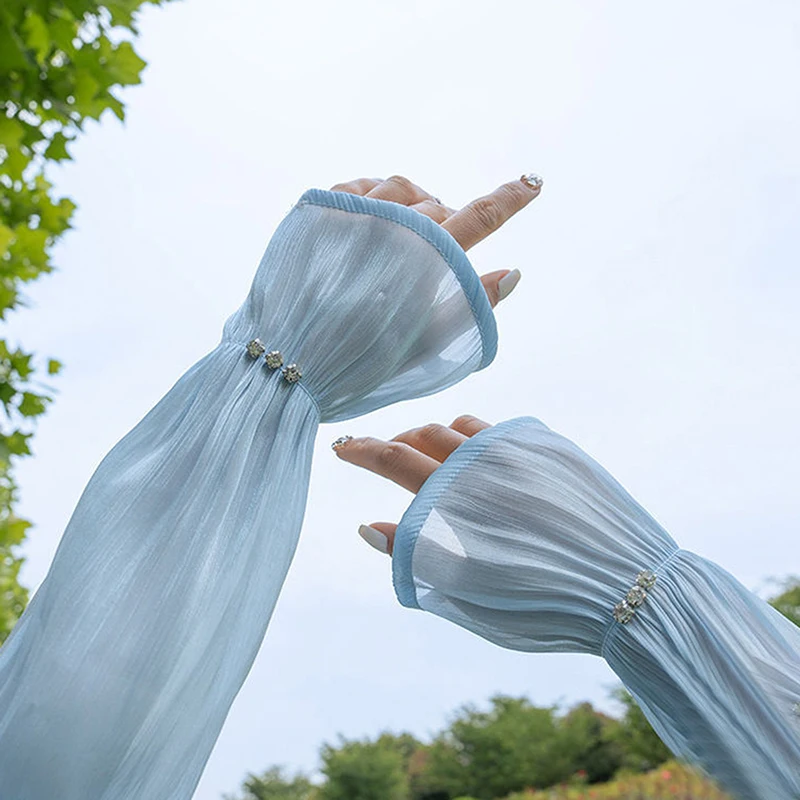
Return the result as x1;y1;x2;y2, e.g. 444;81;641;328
329;174;543;306
331;414;494;555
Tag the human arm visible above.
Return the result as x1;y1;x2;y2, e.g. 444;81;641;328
335;416;800;800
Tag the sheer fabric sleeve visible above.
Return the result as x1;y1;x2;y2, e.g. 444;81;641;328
392;417;800;800
0;189;497;800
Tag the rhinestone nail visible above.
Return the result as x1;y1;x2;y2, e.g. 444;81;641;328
520;173;544;190
282;363;302;383
331;435;353;451
246;339;266;359
265;350;284;369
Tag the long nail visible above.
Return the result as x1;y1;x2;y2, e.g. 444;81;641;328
520;173;543;191
497;269;521;301
331;435;353;451
358;524;389;555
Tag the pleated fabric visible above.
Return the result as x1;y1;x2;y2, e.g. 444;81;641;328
393;416;800;800
0;189;497;800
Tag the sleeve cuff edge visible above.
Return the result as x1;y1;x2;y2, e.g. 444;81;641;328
391;415;540;608
298;188;498;370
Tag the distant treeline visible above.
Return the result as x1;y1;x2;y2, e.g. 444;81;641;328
225;581;798;800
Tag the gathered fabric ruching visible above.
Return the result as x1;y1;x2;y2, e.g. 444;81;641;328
0;189;497;800
393;416;800;800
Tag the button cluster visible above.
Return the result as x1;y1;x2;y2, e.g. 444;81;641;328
246;339;302;384
613;569;657;624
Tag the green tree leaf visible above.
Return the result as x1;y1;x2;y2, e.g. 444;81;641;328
0;224;14;258
18;391;48;417
44;131;72;162
769;578;800;627
0;0;170;644
21;11;51;64
104;40;147;85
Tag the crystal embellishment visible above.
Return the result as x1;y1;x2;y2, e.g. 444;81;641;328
246;339;266;359
265;350;284;369
626;585;647;607
636;570;657;589
613;602;636;624
612;569;658;625
282;363;302;383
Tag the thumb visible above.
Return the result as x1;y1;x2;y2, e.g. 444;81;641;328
358;522;397;556
481;268;521;308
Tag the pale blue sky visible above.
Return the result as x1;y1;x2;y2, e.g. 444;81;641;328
9;1;800;797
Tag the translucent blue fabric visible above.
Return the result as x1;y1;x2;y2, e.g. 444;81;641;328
393;417;800;800
0;189;497;800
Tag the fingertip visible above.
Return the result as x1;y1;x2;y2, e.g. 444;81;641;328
331;434;354;455
497;268;521;301
481;269;520;308
520;173;544;193
359;523;396;555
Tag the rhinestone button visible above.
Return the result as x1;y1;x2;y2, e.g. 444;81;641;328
246;339;265;359
265;350;284;369
626;585;647;607
282;363;302;383
613;602;635;624
636;570;657;589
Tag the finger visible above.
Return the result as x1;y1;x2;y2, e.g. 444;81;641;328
330;178;383;195
480;268;522;308
410;199;454;224
358;522;396;556
391;423;468;463
450;414;492;437
332;436;439;493
365;175;436;206
442;175;543;251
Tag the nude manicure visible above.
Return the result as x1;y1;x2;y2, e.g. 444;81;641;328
497;269;522;301
358;524;390;555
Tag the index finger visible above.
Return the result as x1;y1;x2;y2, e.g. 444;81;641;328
442;175;542;251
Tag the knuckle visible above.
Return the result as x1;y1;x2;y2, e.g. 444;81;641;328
451;414;479;429
418;423;447;443
468;197;503;231
385;174;414;193
376;441;410;475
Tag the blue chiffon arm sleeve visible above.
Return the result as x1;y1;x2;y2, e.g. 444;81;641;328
392;416;800;800
0;189;497;800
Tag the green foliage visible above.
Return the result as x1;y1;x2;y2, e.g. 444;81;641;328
319;734;412;800
769;577;800;627
223;766;318;800
419;696;579;800
0;0;168;644
556;702;624;784
229;694;733;800
500;760;729;799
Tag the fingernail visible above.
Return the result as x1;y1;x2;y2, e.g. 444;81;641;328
358;524;389;555
331;435;353;451
520;173;543;191
497;268;522;301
